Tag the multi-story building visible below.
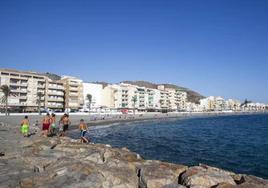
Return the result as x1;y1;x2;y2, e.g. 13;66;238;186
136;86;147;110
0;69;64;112
199;96;216;111
157;86;187;111
226;99;241;111
146;88;161;110
60;76;84;111
83;82;104;109
157;85;169;110
45;80;65;111
175;90;187;111
113;83;137;109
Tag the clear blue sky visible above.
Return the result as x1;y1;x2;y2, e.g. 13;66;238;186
0;0;268;103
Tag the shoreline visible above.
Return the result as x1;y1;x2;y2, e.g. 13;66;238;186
1;111;267;128
85;111;268;127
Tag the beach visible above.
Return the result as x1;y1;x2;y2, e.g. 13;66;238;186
1;111;267;129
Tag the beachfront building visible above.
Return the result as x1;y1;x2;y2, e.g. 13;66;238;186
45;80;65;111
199;96;217;111
157;85;169;110
136;86;147;111
246;103;266;111
0;68;64;112
156;86;187;111
215;97;226;111
113;83;137;109
200;96;227;111
146;88;161;110
60;76;84;111
225;99;241;111
175;90;187;111
83;82;104;110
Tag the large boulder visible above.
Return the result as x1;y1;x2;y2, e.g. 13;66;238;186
180;165;236;188
139;160;188;188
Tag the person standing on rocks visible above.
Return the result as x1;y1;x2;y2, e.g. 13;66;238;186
20;116;29;137
42;113;51;137
60;114;70;137
79;119;89;143
49;113;57;136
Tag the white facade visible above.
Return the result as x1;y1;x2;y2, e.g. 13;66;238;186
83;83;103;109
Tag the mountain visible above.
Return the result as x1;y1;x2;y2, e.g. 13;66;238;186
122;81;204;104
44;72;61;80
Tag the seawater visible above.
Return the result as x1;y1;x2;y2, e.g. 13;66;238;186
71;114;268;179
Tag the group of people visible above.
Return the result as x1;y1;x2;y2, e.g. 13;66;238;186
41;113;70;137
20;113;89;143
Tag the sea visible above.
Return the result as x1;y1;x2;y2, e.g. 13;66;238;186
70;114;268;179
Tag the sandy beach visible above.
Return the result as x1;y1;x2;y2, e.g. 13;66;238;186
0;111;267;129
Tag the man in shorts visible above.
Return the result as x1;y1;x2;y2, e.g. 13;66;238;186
42;113;51;137
60;114;70;136
21;116;29;137
49;113;57;136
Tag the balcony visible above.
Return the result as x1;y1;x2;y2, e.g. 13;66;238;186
70;93;78;97
48;85;64;90
37;84;45;89
69;82;79;87
47;104;64;108
48;98;64;102
20;96;27;100
48;91;64;96
10;89;27;93
10;82;20;86
69;87;78;91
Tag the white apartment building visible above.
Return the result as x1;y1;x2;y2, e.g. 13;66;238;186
157;85;169;110
0;69;64;112
113;83;137;109
146;88;161;110
200;96;217;111
246;103;266;111
157;85;187;111
83;83;103;109
226;99;241;111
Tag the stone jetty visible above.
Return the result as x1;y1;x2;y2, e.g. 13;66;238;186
0;120;268;188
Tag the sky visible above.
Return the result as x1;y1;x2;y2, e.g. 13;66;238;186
0;0;268;103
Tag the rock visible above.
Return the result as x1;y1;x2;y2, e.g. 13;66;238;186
85;152;105;164
240;175;268;185
140;160;188;188
231;175;268;188
180;166;236;188
215;182;237;188
161;183;187;188
20;178;33;188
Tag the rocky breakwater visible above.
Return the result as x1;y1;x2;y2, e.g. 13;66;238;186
1;136;267;188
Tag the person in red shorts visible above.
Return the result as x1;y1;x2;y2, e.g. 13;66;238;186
42;113;51;137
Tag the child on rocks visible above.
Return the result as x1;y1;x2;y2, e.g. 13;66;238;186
79;119;89;143
21;116;29;137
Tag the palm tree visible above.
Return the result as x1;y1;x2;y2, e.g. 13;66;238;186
132;95;137;114
0;85;12;116
37;91;44;115
86;94;92;111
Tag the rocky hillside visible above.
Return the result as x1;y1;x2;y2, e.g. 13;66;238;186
123;81;204;104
